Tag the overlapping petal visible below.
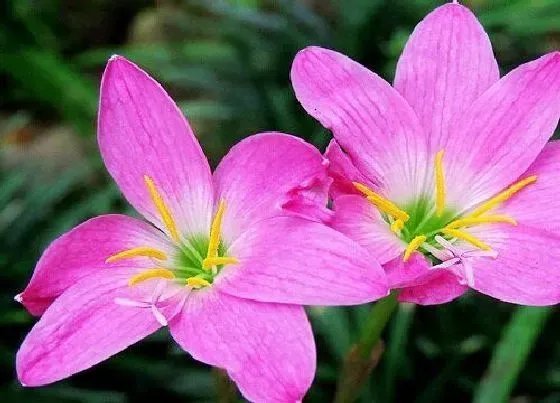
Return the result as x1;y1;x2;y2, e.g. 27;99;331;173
398;270;468;305
16;269;162;386
217;216;389;305
291;46;429;203
384;254;431;289
169;291;315;403
18;214;170;316
98;56;214;238
446;52;560;210
394;3;499;151
214;132;331;242
330;195;404;265
466;224;560;305
324;139;378;200
499;141;560;234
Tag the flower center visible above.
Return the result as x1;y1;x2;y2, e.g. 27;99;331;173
105;176;238;290
353;150;537;276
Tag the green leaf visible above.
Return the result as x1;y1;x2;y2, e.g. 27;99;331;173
473;306;553;403
0;50;97;137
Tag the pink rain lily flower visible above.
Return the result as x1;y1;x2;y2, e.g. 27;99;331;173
16;56;389;401
291;2;560;306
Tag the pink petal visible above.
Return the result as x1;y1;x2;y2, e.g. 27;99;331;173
291;46;428;203
446;52;560;209
16;269;162;386
467;224;560;305
18;214;169;316
217;216;389;305
169;290;315;403
98;56;213;237
324;139;378;200
394;3;499;151
398;270;468;305
499;141;560;234
384;254;432;289
214;132;331;242
330;195;404;265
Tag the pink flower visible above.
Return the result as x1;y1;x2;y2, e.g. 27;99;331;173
16;56;389;401
291;3;560;306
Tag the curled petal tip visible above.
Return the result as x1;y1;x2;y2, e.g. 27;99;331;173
14;293;23;303
108;54;124;62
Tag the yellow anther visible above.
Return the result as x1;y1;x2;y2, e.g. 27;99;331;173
403;235;427;262
353;182;410;222
144;175;180;243
128;268;175;286
441;228;492;251
202;256;239;269
106;247;167;263
207;199;226;260
435;150;445;216
186;276;211;289
467;176;537;218
390;219;404;233
445;215;517;229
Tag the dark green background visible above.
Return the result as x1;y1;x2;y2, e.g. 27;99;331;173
1;0;559;402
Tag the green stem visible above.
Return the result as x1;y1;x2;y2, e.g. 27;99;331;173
356;291;399;358
333;292;400;403
213;368;239;403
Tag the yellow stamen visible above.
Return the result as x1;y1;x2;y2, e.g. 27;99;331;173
403;235;427;262
441;228;492;251
128;268;175;286
144;175;180;243
106;247;167;263
202;256;239;269
353;182;410;222
390;219;404;234
467;176;537;218
207;199;226;260
186;276;211;289
445;215;517;229
435;150;445;216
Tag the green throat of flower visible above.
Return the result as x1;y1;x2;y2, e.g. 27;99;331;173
104;176;238;290
353;150;537;264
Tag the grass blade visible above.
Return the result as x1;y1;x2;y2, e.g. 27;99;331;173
473;306;553;403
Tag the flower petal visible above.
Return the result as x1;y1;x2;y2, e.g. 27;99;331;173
398;270;468;305
18;214;170;316
169;291;315;403
214;132;331;242
499;141;560;234
445;52;560;209
330;195;404;265
98;56;213;237
16;269;162;386
324;139;378;200
394;3;499;150
291;46;428;203
467;224;560;305
217;216;389;305
384;254;431;289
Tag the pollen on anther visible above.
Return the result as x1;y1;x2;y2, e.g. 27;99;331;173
435;150;446;216
186;277;211;289
403;235;427;262
128;268;175;286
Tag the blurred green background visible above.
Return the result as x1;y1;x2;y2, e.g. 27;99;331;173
1;0;559;402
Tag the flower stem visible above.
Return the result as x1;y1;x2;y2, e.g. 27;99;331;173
357;291;399;358
334;292;399;403
213;368;239;403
